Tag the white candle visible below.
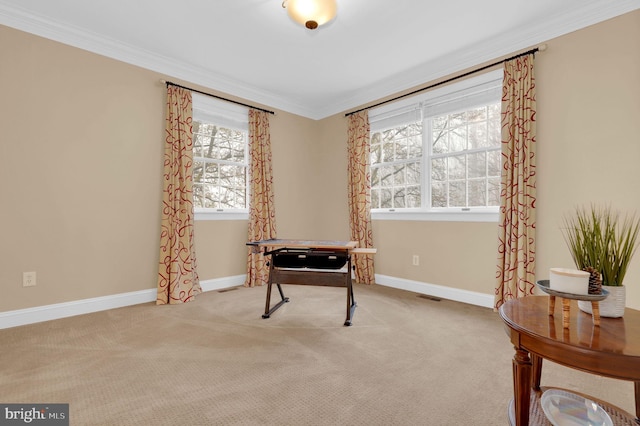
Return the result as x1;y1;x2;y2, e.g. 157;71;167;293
550;268;590;295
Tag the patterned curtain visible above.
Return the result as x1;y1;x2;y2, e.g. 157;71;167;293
157;86;201;304
494;54;537;309
245;110;277;287
347;111;375;284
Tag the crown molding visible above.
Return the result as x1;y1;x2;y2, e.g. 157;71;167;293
331;0;640;118
0;2;313;117
1;1;639;120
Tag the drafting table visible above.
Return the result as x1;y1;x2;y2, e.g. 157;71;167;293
247;239;375;326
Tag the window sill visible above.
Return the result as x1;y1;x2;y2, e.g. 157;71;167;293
371;209;498;222
195;210;249;221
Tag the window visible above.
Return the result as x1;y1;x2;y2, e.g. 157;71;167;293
369;70;503;222
192;93;249;220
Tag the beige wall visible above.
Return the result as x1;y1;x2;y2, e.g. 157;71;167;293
371;221;498;294
534;10;640;309
354;10;640;309
193;221;247;280
2;9;639;314
1;26;164;311
269;112;350;240
0;25;308;311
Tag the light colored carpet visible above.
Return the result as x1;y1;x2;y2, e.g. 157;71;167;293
0;284;634;425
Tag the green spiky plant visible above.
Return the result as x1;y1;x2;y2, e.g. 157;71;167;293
562;205;640;287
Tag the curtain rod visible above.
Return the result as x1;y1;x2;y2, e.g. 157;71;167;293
344;45;545;117
161;80;275;115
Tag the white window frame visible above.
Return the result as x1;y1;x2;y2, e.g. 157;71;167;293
369;70;503;223
192;93;250;221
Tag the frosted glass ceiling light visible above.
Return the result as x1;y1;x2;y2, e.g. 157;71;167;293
282;0;337;30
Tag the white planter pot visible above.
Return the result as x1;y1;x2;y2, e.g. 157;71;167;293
578;285;626;318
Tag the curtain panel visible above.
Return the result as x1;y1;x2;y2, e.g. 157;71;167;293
157;86;201;304
494;54;537;309
245;109;277;287
347;111;375;284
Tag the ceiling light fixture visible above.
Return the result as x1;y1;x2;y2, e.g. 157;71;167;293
282;0;337;30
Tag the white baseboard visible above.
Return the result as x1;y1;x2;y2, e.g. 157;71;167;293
199;275;246;292
0;275;246;330
0;274;493;329
374;274;495;309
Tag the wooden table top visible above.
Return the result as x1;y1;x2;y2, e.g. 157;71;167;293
500;296;640;381
247;239;359;250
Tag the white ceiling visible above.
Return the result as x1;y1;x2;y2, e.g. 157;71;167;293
1;0;639;119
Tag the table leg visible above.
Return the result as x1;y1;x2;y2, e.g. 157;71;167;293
591;301;601;326
263;281;273;318
634;380;640;421
548;295;556;316
512;347;532;426
344;257;356;326
531;353;543;391
345;283;352;326
262;283;290;319
562;298;571;329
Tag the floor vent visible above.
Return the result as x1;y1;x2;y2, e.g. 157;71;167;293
218;287;239;293
417;294;441;302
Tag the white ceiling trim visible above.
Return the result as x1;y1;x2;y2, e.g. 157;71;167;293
1;1;639;120
0;2;310;117
325;0;640;118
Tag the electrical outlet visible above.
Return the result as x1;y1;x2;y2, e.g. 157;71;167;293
23;271;36;287
412;255;419;266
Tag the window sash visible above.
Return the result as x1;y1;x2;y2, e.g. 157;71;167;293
192;93;248;131
192;94;249;217
369;70;502;218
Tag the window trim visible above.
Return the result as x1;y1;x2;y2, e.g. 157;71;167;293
371;208;498;222
195;209;249;221
369;69;503;222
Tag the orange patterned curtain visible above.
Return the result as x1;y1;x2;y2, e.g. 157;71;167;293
245;110;277;287
494;54;537;309
347;111;375;284
157;86;201;304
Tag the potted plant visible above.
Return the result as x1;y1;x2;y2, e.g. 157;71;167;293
561;205;640;317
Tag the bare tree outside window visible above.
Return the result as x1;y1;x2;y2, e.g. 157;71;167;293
370;123;422;209
193;121;248;209
371;102;501;210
